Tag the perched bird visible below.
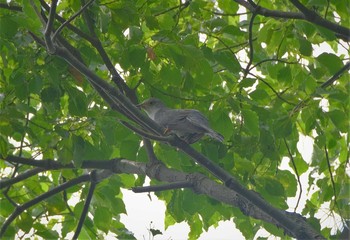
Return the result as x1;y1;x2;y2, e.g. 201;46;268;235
137;98;224;144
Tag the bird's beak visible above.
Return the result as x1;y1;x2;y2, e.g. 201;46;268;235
136;102;145;109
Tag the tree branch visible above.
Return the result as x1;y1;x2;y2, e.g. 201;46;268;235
52;0;95;41
289;0;350;40
0;155;325;239
43;0;58;53
284;138;302;212
234;0;350;40
73;170;97;240
80;0;133;96
132;181;193;193
321;61;350;88
243;10;258;78
0;167;45;189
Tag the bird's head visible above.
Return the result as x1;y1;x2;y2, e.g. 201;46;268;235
137;98;166;119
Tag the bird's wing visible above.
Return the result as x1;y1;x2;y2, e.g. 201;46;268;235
155;109;205;129
185;110;211;131
187;111;224;142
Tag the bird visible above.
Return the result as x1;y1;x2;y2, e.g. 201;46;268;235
137;97;224;144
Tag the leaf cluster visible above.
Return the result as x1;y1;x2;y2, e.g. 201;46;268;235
0;0;349;239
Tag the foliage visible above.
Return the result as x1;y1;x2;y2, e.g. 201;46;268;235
0;0;349;239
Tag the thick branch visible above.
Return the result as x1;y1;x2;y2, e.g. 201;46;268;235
289;0;350;40
0;167;45;189
132;181;193;193
234;0;350;40
0;155;324;239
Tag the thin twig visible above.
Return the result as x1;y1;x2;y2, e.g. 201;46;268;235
72;171;97;239
52;0;95;40
39;0;93;40
44;0;58;53
249;58;299;71
243;11;258;78
143;139;161;164
0;168;45;189
284;138;302;212
321;61;350;88
61;176;74;215
324;145;337;202
248;72;296;105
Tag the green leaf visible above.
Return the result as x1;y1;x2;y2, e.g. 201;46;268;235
0;16;18;39
218;0;239;13
0;198;15;216
182;190;202;215
327;109;348;132
239;78;257;88
298;37;313;56
17;212;33;232
67;87;88;116
110;197;126;215
277;170;297;197
119;174;136;188
201;142;219;161
128;45;146;68
128;26;143;43
211;109;233;141
273;116;293;138
188;214;203;239
214;51;241;73
234;157;254;175
120;140;140;159
159;65;182;86
58;137;74;165
260;129;279;159
34;223;60;239
250;89;270;104
293;156;309;175
41;86;61;103
94;207;112;233
316;53;343;74
21;0;42;34
0;136;9;158
242;109;260;135
158;13;175;30
277;66;292;84
264;177;285;196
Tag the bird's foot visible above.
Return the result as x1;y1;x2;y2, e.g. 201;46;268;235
163;127;172;135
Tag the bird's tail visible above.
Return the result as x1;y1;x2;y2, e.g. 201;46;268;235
206;130;224;142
